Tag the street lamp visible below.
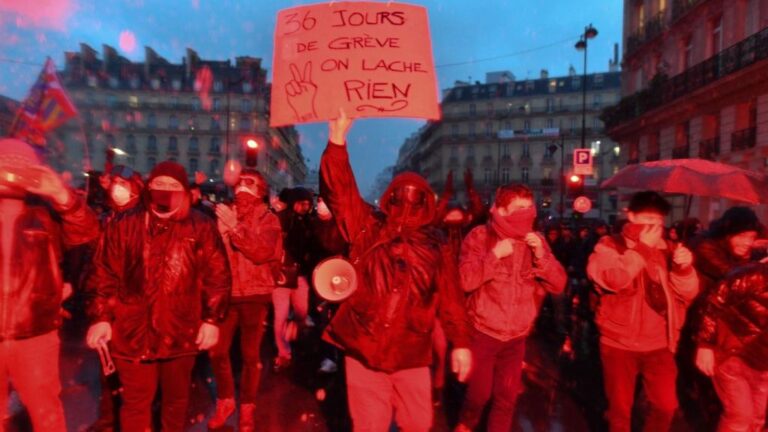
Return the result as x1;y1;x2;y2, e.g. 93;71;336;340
575;24;598;149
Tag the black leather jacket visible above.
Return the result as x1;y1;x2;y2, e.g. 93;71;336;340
320;143;469;373
0;196;98;341
697;262;768;370
88;208;231;361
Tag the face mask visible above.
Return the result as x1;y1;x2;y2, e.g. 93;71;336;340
110;184;132;207
150;189;185;218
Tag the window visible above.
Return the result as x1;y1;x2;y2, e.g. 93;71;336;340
147;156;156;170
546;98;555;112
451;124;459;138
486;103;494;116
503;143;510;156
469;123;476;137
241;99;253;113
210;137;221;153
189;158;198;173
147;113;157;129
501;168;510;184
522;142;530;157
126;135;137;154
485;122;493;137
240;116;251;131
169;115;179;129
572;76;581;90
211;117;220;130
151;78;160;90
168;136;178;153
484;168;492;185
108;76;119;89
547;118;554;128
147;135;157;153
192;98;201;111
189;116;197;131
593;94;602;108
521;168;529;184
469;104;476;116
189;137;199;153
523;120;531;131
593;117;602;129
243;82;253;93
213;81;223;92
213;98;221;111
570;117;577;132
710;16;723;56
172;79;181;91
548;80;557;93
209;158;220;176
682;35;693;71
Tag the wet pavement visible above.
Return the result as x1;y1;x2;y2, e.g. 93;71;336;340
4;305;703;431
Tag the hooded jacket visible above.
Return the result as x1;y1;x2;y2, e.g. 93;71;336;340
319;143;469;373
88;206;231;361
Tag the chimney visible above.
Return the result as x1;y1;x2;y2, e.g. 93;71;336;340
609;43;620;72
185;47;199;79
102;44;118;73
540;69;549;79
568;65;577;76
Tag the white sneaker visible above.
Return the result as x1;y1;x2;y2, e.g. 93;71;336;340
319;358;337;373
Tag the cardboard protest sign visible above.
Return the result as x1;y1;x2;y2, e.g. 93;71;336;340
270;2;440;127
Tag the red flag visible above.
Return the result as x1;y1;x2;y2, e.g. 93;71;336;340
11;57;78;144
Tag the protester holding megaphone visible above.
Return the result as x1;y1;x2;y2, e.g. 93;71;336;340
319;110;471;432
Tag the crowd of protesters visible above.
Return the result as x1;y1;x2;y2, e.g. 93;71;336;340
2;110;768;432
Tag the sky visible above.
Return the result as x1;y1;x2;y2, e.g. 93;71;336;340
0;0;623;196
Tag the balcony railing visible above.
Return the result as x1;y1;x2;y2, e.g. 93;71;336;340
731;127;757;151
672;0;704;22
603;26;768;129
626;10;668;56
646;152;661;161
671;144;690;159
698;137;720;160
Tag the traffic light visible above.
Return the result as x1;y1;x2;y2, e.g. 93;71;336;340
567;174;584;197
244;137;259;167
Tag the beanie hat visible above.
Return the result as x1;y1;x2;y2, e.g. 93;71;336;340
148;161;189;191
0;138;41;167
709;206;763;238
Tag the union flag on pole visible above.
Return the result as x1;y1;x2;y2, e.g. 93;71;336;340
10;57;77;145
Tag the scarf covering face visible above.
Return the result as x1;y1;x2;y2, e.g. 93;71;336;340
490;205;537;240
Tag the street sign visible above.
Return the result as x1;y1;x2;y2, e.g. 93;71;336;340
573;149;593;175
573;196;592;213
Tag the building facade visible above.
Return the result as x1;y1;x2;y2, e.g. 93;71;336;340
396;68;623;221
51;44;306;190
604;0;768;222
